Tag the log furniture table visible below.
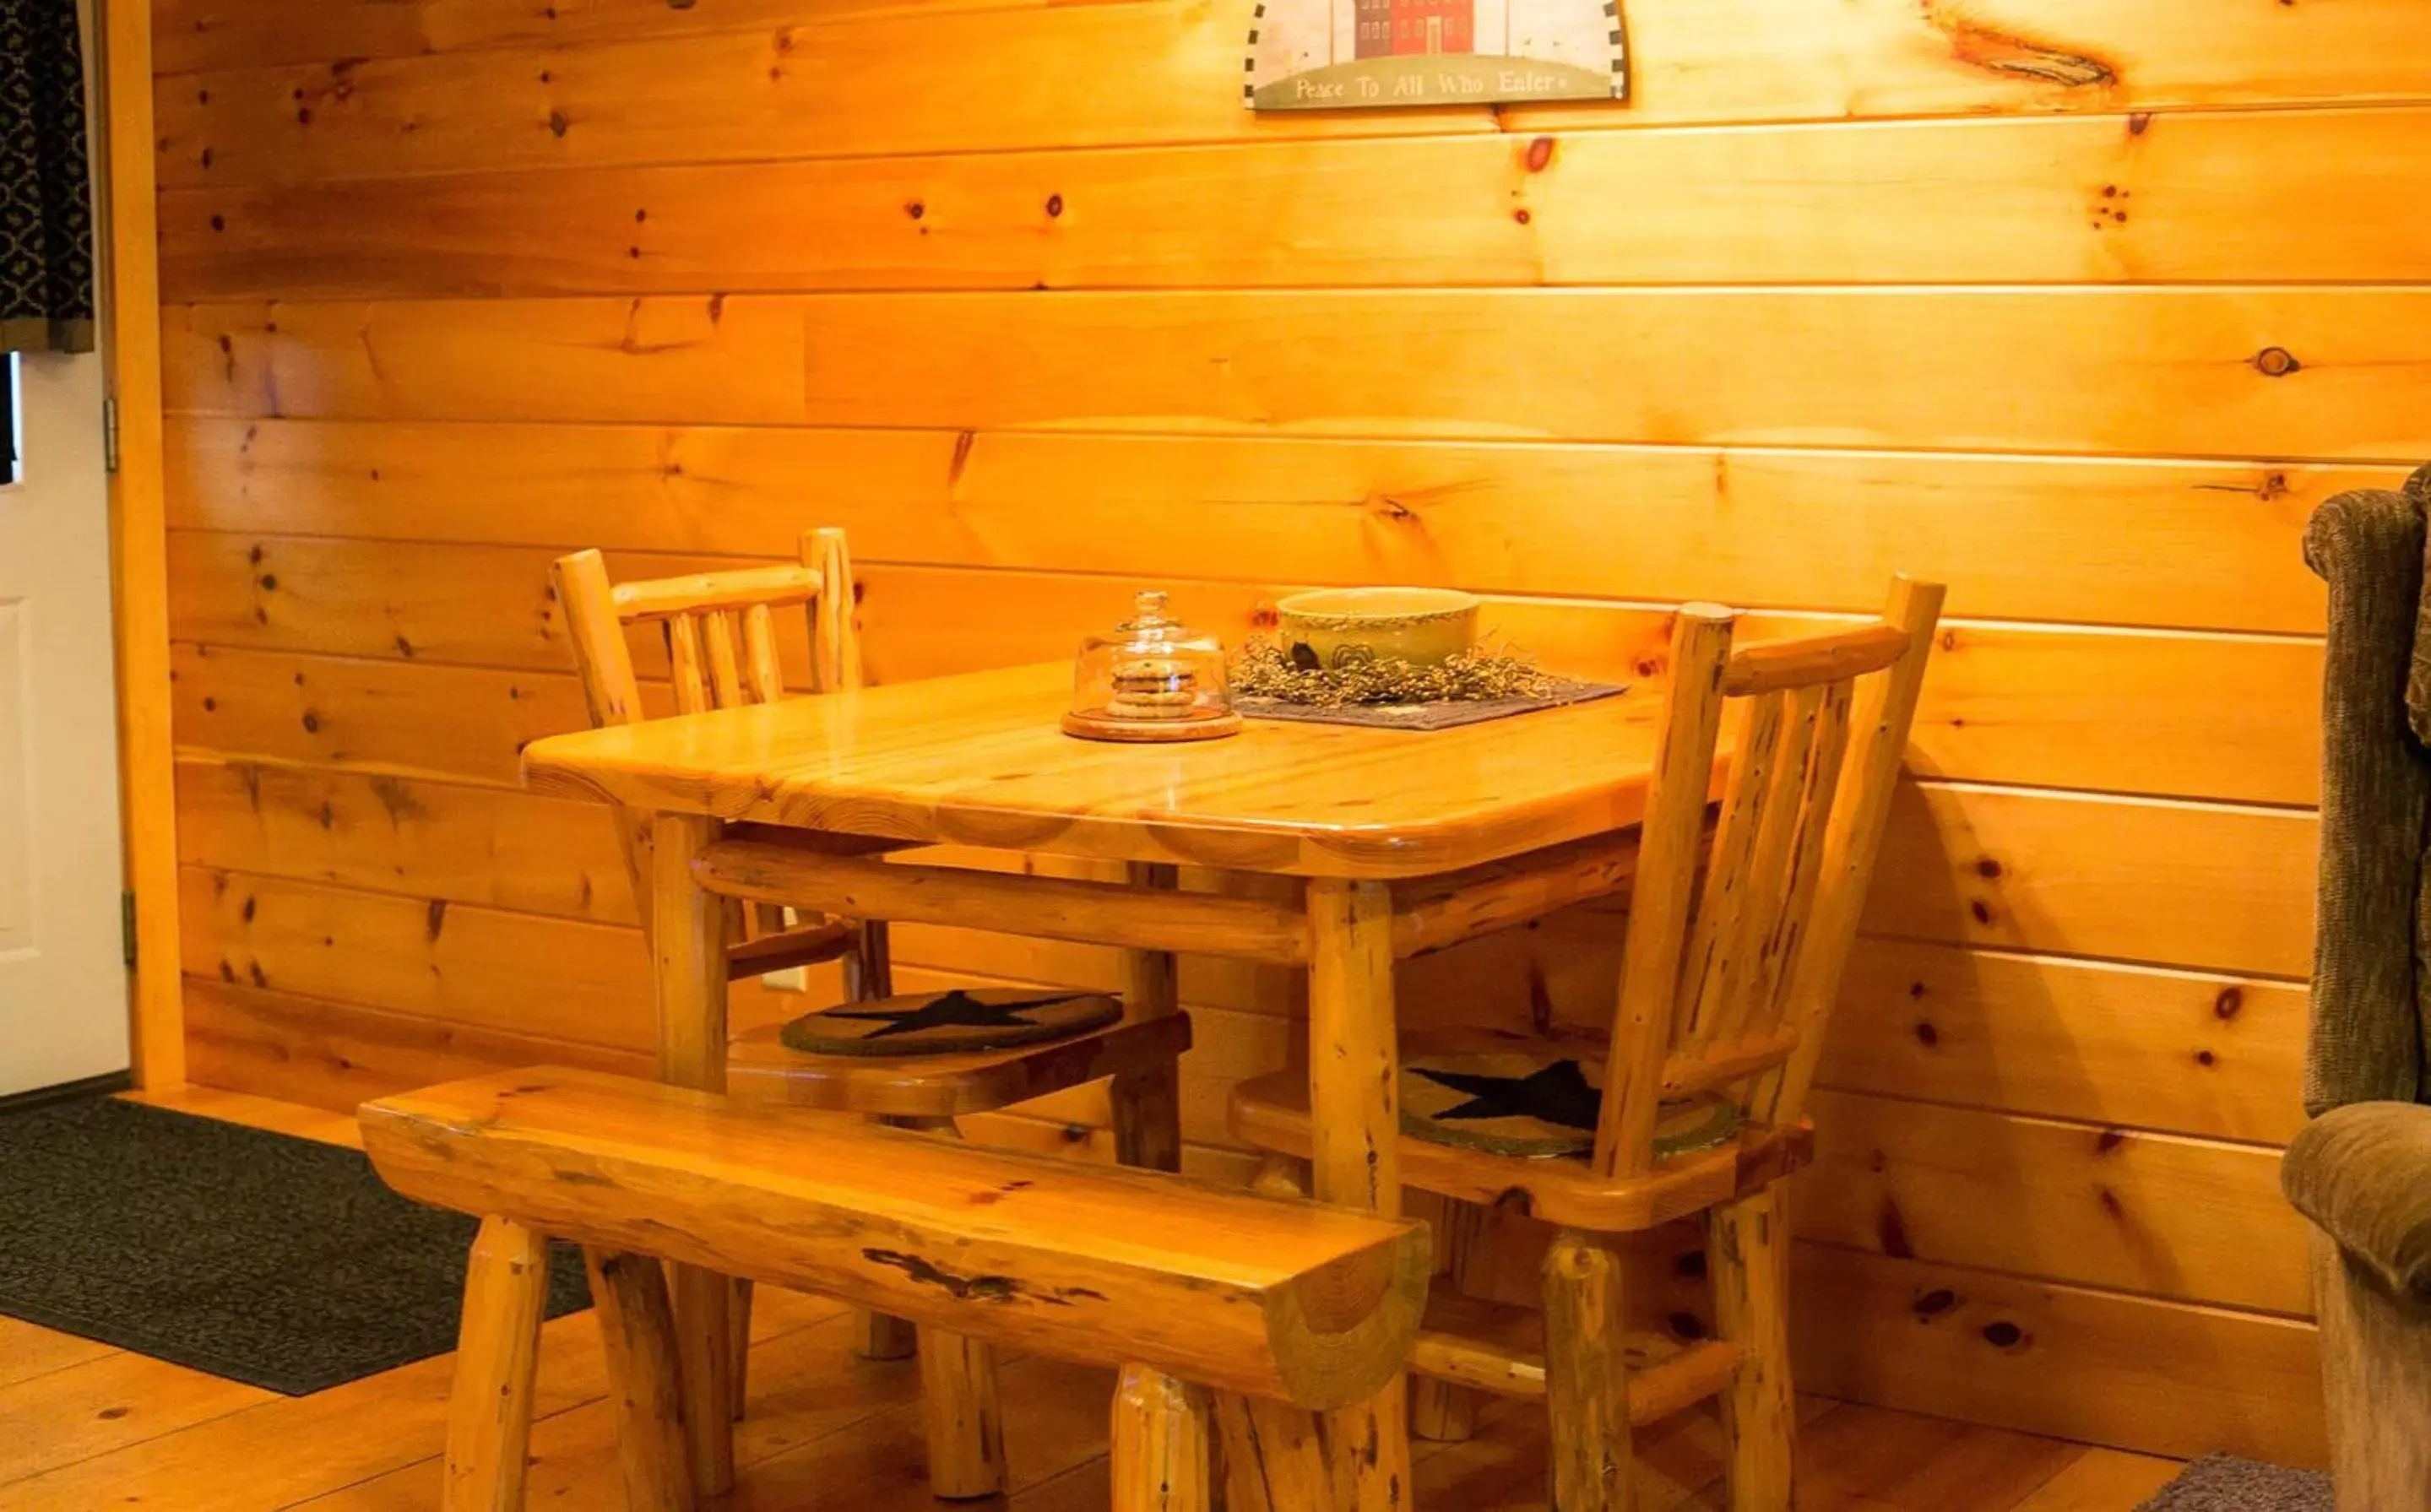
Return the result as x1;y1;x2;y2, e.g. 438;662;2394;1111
520;656;1714;1509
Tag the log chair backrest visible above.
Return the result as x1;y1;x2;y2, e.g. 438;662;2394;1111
548;528;863;921
1589;577;1945;1180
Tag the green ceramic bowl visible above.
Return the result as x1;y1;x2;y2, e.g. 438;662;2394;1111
1275;588;1481;671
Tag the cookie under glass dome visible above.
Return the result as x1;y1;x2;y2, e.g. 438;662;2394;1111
1061;590;1241;743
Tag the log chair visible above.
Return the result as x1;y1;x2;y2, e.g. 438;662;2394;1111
551;532;1191;1500
1229;577;1945;1511
361;1067;1430;1512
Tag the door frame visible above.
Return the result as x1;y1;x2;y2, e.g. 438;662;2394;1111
94;0;184;1089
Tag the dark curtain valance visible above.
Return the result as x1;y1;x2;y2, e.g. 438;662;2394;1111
0;0;95;355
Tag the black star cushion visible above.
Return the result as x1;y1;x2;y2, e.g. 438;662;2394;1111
1415;1059;1603;1133
1400;1049;1744;1160
779;987;1126;1058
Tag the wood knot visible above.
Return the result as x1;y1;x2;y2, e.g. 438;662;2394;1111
2253;346;2301;377
2213;986;2244;1020
1981;1321;2027;1349
1913;1288;1958;1318
1523;136;1555;172
1913;1021;1939;1048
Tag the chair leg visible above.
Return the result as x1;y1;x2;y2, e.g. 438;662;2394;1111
1249;1152;1310;1200
1110;1062;1183;1174
1543;1227;1634;1512
585;1249;697;1512
918;1327;1008;1499
442;1217;551;1512
728;1277;752;1423
1709;1187;1796;1512
902;1111;1007;1500
1411;1197;1493;1443
859;1307;920;1363
1114;1364;1213;1512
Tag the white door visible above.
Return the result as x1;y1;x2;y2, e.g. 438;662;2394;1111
0;348;130;1097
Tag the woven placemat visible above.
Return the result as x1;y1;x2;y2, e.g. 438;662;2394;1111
1237;679;1625;731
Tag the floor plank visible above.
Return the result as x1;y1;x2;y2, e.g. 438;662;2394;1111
2010;1448;2187;1511
0;1347;274;1487
1793;1404;2091;1511
0;1316;121;1391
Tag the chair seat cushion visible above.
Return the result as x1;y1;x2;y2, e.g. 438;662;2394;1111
1400;1048;1742;1161
2283;1100;2431;1296
779;987;1125;1057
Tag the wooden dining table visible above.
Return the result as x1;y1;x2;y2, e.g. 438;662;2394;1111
521;657;1692;1508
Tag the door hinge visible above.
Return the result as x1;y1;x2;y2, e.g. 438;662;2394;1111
103;395;121;474
121;891;138;970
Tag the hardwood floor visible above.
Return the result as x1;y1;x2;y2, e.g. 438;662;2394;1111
0;1088;2187;1511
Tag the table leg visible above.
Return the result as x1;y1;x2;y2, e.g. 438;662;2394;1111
649;812;738;1498
1113;861;1185;1176
1305;877;1410;1512
850;922;920;1363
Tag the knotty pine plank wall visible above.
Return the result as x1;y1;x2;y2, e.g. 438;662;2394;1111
149;0;2423;1463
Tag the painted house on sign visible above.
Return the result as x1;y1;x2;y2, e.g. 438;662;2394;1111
1356;0;1475;57
1252;0;1622;108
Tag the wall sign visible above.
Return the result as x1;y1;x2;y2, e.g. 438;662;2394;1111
1245;0;1624;110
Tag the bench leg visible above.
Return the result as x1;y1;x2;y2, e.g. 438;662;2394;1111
1217;1155;1332;1512
584;1249;697;1512
1114;1365;1212;1512
900;1110;1007;1500
1544;1228;1634;1512
1710;1187;1795;1512
669;1263;737;1498
1213;1392;1329;1512
443;1217;550;1512
917;1328;1007;1499
728;1277;753;1423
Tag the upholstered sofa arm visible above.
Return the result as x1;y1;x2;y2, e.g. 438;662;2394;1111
2303;484;2431;1113
2285;1101;2431;1295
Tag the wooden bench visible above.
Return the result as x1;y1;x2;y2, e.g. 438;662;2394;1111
361;1066;1432;1512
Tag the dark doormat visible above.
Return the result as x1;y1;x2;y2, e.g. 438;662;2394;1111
0;1095;590;1395
2138;1453;2332;1511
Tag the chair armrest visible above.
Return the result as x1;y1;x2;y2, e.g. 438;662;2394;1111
2284;1101;2431;1295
